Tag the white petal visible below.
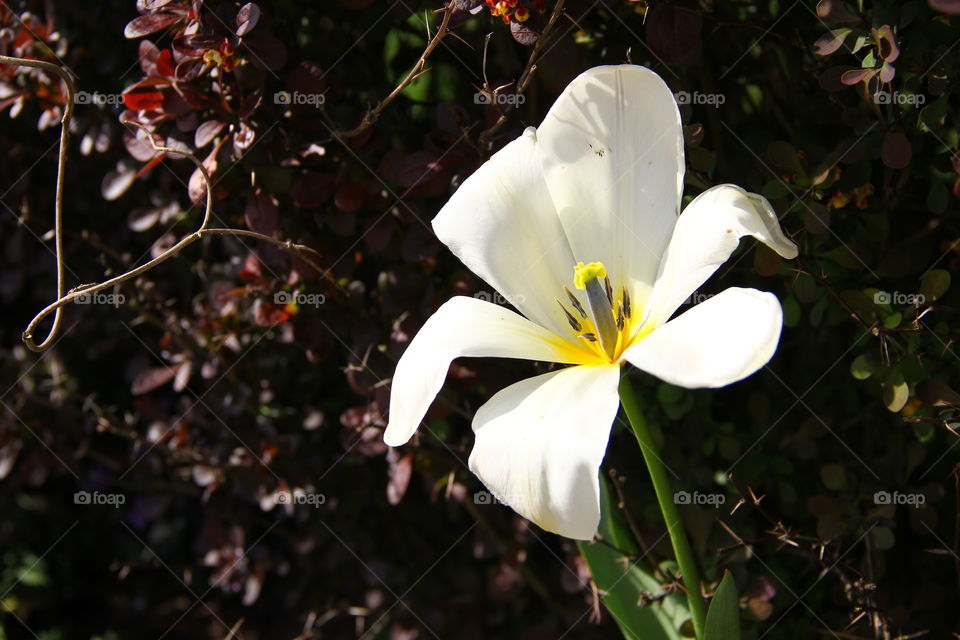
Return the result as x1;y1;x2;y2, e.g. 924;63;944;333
623;287;783;389
536;65;684;309
433;128;579;338
385;296;592;447
645;184;799;327
469;363;621;540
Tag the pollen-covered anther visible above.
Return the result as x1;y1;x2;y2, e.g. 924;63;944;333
563;285;587;319
556;300;582;332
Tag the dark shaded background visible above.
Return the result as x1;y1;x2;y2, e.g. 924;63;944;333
1;1;959;638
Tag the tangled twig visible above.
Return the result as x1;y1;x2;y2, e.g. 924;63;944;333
478;0;567;149
0;55;332;353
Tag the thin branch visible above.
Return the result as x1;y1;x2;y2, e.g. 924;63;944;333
0;54;75;351
335;5;456;139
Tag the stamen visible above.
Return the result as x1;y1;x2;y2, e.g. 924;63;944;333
556;300;582;332
563;286;588;319
616;303;625;331
572;261;618;360
621;285;632;319
603;276;613;304
578;332;597;342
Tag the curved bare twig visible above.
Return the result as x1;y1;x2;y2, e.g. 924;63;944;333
0;56;334;353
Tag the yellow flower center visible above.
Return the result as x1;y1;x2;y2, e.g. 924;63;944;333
557;261;634;363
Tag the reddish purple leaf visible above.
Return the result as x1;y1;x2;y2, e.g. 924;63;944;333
814;28;853;56
131;364;180;395
291;172;335;208
244;192;279;236
124;12;180;39
243;34;287;71
840;68;876;85
881;132;912;169
817;0;860;22
386;451;413;505
334;182;365;212
138;40;161;75
195;119;225;148
873;25;900;62
236;3;261;36
930;0;960;15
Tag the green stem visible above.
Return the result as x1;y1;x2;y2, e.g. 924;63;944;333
618;371;707;640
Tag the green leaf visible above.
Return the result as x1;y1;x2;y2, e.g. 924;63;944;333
850;353;878;380
703;571;741;640
918;95;948;132
883;368;910;413
688;147;716;175
782;296;801;328
920;269;951;302
577;480;686;640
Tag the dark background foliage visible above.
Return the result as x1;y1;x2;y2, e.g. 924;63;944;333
1;0;959;638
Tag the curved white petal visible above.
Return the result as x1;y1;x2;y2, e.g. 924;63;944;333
645;184;799;327
433;128;579;338
623;287;783;389
385;296;592;447
469;363;621;540
536;65;684;309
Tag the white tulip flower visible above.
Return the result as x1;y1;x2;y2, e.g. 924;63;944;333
384;65;798;540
